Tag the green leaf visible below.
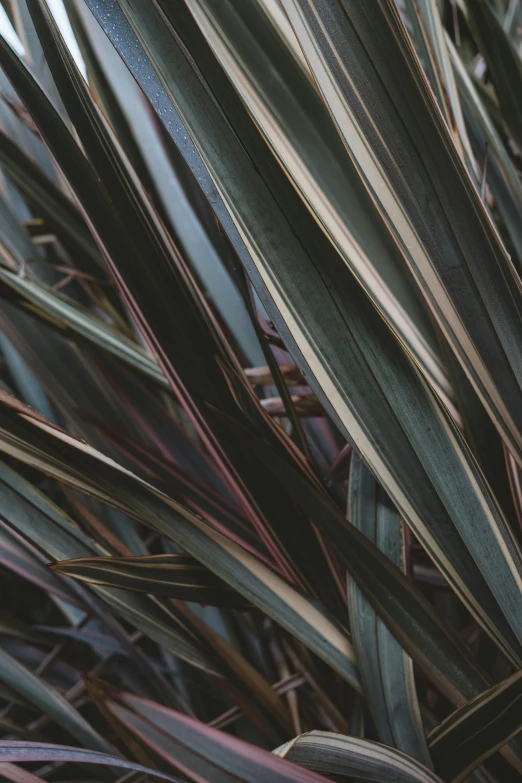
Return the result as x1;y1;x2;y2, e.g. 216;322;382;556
68;0;264;367
186;0;522;473
0;741;181;780
186;0;451;393
0;453;295;736
95;0;522;666
347;454;431;765
15;0;343;607
428;669;522;782
447;35;522;271
93;686;335;783
0;647;112;753
3;1;522;766
52;553;251;608
274;730;444;783
242;427;522;777
466;0;522;153
243;435;490;699
0;267;168;390
7;388;521;766
0;128;102;271
402;0;476;170
0;390;360;691
0;458;216;674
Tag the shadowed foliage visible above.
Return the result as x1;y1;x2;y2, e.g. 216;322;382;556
0;1;520;782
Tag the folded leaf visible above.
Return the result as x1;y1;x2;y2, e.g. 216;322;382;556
274;730;444;783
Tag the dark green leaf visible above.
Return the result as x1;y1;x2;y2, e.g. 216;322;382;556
0;648;112;753
466;0;522;153
52;553;251;608
0;740;181;780
347;454;431;765
275;730;444;783
429;669;522;782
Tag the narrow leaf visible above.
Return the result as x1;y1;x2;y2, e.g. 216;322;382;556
0;741;181;781
466;0;522;153
263;0;522;466
347;454;431;765
274;730;444;783
99;0;522;665
52;553;251;607
0;391;360;689
0;457;216;673
0;648;112;753
94;687;333;783
0;129;101;270
428;669;522;782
